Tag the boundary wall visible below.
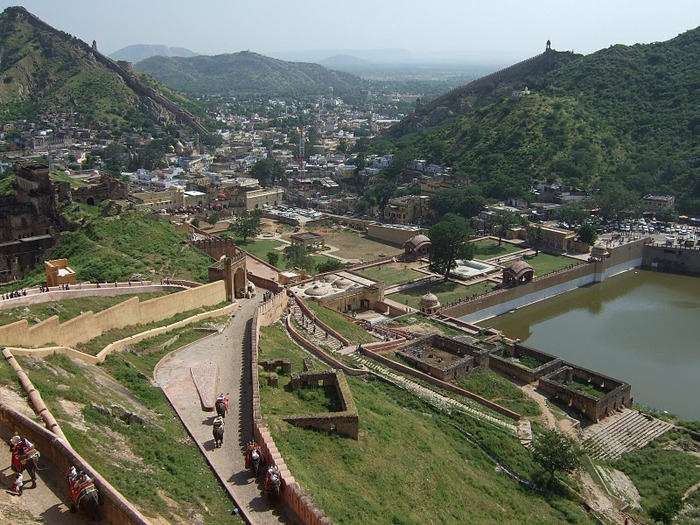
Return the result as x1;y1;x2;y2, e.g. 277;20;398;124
250;293;334;525
0;281;226;348
446;240;645;324
5;303;235;364
0;403;151;524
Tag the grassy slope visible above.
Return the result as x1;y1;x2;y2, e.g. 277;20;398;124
259;322;593;524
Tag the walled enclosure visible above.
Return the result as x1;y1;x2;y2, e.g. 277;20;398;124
0;280;226;348
538;365;632;422
488;343;564;383
397;334;490;382
285;370;359;439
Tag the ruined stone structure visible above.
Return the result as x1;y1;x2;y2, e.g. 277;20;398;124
285;370;359;439
70;172;129;205
538;365;632;422
489;342;563;383
398;334;489;382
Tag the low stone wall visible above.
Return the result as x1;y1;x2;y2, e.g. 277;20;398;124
0;281;226;348
360;346;521;421
285;314;367;376
0;403;151;525
642;243;700;276
6;303;235;364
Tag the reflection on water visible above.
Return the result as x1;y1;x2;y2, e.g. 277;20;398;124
482;270;700;420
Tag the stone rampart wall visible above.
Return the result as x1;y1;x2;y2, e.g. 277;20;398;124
250;294;333;524
642;243;700;276
0;404;151;524
0;281;226;347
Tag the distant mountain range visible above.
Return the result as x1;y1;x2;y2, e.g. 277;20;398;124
135;51;369;97
388;29;700;213
0;6;206;133
109;44;198;63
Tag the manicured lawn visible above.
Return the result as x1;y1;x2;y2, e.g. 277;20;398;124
302;300;378;344
472;239;525;261
0;292;167;327
389;280;497;309
219;232;286;261
524;253;582;276
357;263;422;286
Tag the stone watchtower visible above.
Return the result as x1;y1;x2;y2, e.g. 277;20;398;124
545;40;552;52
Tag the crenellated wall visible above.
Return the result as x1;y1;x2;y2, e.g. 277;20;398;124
0;281;226;348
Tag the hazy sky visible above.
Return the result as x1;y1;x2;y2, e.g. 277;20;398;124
2;0;700;60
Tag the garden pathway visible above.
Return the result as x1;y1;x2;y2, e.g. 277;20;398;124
155;294;291;525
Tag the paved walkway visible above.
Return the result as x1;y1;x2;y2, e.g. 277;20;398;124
0;422;96;524
154;295;291;525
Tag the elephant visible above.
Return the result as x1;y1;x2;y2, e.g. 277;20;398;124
10;438;41;488
212;423;224;448
264;466;281;501
69;478;100;522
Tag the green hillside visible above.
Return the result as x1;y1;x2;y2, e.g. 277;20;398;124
135;50;369;97
385;29;700;214
0;6;206;133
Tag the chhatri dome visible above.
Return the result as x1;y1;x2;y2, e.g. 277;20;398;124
419;292;440;314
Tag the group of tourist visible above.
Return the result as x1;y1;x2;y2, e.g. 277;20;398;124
2;289;27;299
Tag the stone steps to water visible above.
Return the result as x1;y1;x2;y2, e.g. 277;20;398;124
583;409;673;460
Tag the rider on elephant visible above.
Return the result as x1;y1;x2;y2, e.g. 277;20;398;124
9;434;38;473
245;441;265;469
69;469;97;506
216;393;229;409
213;416;225;428
265;465;281;491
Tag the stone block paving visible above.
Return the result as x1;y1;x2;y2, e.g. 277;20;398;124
289;303;345;353
582;409;674;461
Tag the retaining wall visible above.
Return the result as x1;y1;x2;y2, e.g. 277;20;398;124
0;404;151;525
0;281;226;347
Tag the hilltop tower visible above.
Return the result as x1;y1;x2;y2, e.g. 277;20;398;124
546;40;552;52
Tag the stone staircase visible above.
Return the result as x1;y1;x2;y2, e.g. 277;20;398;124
289;303;345;352
582;409;674;461
352;354;518;436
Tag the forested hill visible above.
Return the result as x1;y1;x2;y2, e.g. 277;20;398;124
135;51;369;97
0;6;205;133
389;45;582;136
384;28;700;214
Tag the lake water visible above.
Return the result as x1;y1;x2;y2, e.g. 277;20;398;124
482;270;700;420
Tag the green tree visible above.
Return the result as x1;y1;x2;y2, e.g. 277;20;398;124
249;158;285;187
228;209;263;241
552;201;589;227
428;214;475;280
205;212;220;225
593;182;639;221
492;210;524;245
283;243;315;271
532;429;582;484
577;223;598;245
655;206;677;224
316;258;345;273
649;492;683;525
527;224;546;255
266;251;279;267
